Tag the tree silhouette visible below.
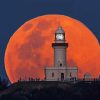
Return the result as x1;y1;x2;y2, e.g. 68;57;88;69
0;76;8;91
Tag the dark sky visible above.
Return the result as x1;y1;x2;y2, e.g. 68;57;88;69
0;0;100;81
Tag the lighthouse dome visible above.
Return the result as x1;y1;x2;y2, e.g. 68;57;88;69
56;26;65;34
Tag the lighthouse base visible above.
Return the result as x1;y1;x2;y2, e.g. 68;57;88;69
45;66;78;81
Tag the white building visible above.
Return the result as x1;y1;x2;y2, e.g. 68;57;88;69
45;26;78;81
84;73;92;81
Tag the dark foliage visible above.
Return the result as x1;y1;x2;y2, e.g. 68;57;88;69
1;81;100;100
0;77;8;91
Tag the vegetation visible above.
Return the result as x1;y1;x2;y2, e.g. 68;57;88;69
0;81;100;100
0;77;8;91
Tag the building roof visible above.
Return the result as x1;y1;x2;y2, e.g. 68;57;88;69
45;67;78;70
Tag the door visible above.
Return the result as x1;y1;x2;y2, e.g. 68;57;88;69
61;73;64;81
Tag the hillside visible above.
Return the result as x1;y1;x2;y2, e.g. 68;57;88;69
0;81;100;100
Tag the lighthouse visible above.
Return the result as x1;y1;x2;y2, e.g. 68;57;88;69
45;26;78;81
52;26;68;67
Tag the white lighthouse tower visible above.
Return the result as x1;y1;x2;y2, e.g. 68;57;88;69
52;26;68;68
45;26;78;81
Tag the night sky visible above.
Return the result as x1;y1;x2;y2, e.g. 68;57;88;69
0;0;100;80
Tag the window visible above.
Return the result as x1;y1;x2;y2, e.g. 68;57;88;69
60;63;62;67
52;72;54;77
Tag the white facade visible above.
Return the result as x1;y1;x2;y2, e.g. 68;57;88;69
45;67;78;81
84;73;92;81
45;26;78;81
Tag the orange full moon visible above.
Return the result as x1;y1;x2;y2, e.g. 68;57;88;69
4;15;100;83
